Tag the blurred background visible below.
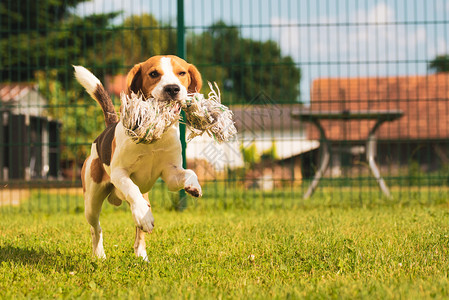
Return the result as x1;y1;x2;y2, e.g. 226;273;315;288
1;0;449;211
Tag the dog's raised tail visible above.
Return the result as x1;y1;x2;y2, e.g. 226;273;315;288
73;65;118;127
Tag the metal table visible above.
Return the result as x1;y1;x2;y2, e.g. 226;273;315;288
292;110;404;199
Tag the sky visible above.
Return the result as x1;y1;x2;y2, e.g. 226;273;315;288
75;0;449;103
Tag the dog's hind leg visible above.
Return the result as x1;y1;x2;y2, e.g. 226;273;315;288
82;158;112;259
84;184;111;259
134;226;148;261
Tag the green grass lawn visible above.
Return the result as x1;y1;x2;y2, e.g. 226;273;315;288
1;191;449;299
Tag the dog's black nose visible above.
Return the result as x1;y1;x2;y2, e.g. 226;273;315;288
164;84;180;97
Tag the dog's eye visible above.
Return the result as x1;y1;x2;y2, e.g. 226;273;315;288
149;71;159;78
178;71;186;76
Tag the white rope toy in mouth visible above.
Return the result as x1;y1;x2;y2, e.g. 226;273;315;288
120;92;181;144
182;82;237;143
120;82;237;144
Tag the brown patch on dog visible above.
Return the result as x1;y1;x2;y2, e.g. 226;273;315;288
94;122;117;166
90;157;110;183
93;84;119;127
107;188;123;206
126;63;143;95
81;158;88;193
126;57;162;96
111;137;116;161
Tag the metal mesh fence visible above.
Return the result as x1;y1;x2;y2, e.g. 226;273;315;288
1;0;449;212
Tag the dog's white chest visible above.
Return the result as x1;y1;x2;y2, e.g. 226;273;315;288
110;124;182;192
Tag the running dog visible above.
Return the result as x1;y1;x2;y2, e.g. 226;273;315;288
74;55;203;260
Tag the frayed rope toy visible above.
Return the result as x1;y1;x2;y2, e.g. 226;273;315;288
182;82;237;143
120;92;181;144
120;82;237;144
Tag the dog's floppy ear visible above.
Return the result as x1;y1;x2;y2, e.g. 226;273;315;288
126;64;143;95
188;64;202;93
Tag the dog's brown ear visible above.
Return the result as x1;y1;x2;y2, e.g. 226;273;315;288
188;64;202;93
126;64;142;95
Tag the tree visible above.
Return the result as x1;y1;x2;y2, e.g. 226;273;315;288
187;21;301;105
116;14;176;66
0;0;124;173
428;55;449;73
0;0;121;82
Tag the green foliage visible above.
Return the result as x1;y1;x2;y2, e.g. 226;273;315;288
187;21;301;105
35;70;106;164
118;14;176;66
428;54;449;73
261;141;279;161
407;160;424;186
240;142;261;166
0;0;87;29
0;192;448;298
79;13;177;75
0;0;121;82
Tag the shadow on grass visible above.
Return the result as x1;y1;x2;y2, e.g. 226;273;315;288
0;244;80;272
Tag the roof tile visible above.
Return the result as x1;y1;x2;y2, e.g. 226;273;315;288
308;74;449;140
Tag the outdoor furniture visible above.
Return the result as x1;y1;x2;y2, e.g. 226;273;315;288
292;110;404;199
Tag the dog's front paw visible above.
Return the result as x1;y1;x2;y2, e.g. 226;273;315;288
183;169;202;197
185;184;202;197
131;201;155;233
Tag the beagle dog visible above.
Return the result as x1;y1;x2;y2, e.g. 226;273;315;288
74;55;203;260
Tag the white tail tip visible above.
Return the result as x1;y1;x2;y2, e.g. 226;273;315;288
73;65;102;96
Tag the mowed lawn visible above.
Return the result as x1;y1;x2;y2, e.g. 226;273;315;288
1;194;449;299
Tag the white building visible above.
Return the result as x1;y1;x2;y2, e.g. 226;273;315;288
186;103;319;184
0;83;60;180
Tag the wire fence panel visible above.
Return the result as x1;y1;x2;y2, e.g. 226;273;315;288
1;0;449;212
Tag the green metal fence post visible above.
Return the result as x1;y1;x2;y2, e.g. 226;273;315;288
177;0;187;211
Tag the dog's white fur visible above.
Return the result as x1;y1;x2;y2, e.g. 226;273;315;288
75;56;202;261
73;65;101;99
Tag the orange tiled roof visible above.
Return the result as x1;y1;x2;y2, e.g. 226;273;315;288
0;83;37;103
308;74;449;141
